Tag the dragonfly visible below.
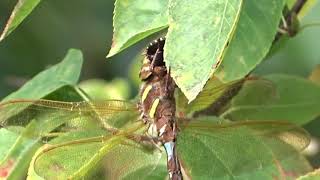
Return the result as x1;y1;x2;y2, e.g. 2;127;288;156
0;38;311;180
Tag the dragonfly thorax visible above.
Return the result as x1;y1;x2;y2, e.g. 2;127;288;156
139;69;176;140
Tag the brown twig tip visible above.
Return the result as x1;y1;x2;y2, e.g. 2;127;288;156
274;0;308;42
291;0;307;15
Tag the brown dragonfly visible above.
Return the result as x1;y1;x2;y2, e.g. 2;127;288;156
0;38;311;179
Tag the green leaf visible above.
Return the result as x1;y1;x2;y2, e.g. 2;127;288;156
0;86;85;180
178;117;311;179
0;0;41;42
223;74;320;125
79;78;131;100
215;0;285;82
0;129;22;179
0;140;40;179
27;131;123;179
2;49;82;102
1;49;83;120
0;86;140;179
0;129;19;160
165;0;243;102
28;130;167;179
309;65;320;86
0;49;83;179
103;143;167;179
107;0;169;57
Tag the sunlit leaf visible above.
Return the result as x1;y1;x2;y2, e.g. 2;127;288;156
223;74;320;125
0;50;83;179
27;127;166;179
79;78;131;101
178;117;311;179
0;92;141;179
103;143;167;179
2;49;82;102
0;86;84;180
0;0;41;42
27;131;124;179
215;0;285;82
107;0;169;57
1;49;82;121
0;128;23;179
165;0;243;102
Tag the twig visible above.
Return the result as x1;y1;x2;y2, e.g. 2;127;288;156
274;0;308;42
291;0;308;15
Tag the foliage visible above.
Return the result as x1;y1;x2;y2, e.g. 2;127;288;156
0;0;41;41
0;0;320;179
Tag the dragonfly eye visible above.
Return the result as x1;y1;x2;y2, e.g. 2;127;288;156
145;37;166;66
140;37;167;81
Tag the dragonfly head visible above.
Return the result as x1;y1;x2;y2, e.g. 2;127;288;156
145;37;165;65
139;37;166;80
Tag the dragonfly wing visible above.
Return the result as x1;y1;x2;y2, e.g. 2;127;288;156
177;118;311;179
27;134;166;179
103;142;167;179
25;124;164;179
176;77;245;117
0;99;140;141
176;77;275;118
179;118;310;150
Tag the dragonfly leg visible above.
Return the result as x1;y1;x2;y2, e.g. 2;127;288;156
137;102;152;124
150;137;163;153
163;69;176;98
150;47;163;71
164;69;171;95
128;133;163;153
100;123;118;135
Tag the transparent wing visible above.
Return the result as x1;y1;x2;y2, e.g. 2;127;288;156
176;77;246;116
176;76;275;117
179;119;309;150
177;118;311;179
0;99;140;141
28;130;166;180
0;99;158;179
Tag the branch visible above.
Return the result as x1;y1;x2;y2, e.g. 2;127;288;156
274;0;308;42
291;0;307;15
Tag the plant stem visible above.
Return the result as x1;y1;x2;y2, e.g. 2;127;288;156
274;0;308;42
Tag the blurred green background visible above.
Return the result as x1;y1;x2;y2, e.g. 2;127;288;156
0;0;154;99
1;0;320;168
